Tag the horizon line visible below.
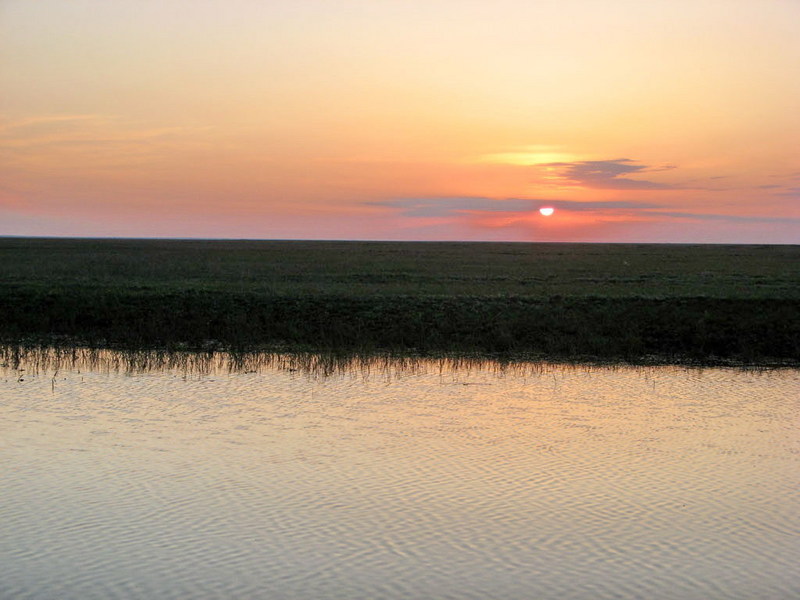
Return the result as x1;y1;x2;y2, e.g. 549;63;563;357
1;235;797;247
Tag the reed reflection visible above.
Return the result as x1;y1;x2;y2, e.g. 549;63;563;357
1;343;798;599
2;344;582;379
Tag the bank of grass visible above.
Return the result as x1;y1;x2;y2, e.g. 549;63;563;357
1;238;798;365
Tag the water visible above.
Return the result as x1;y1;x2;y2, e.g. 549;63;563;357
1;350;798;599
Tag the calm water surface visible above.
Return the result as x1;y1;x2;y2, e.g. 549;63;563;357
1;350;798;599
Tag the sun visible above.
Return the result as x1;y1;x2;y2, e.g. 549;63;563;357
539;207;555;217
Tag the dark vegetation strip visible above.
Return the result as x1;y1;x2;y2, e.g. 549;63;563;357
2;237;798;299
1;239;798;365
1;288;797;365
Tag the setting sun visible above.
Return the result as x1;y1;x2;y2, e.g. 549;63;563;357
539;207;555;217
1;0;798;242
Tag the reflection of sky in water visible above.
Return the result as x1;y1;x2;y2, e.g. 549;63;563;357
1;350;799;599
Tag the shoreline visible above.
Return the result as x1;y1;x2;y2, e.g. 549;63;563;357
2;290;797;367
3;341;798;374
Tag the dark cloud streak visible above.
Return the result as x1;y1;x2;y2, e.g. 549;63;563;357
544;158;677;190
647;211;800;224
377;197;663;218
376;197;536;218
376;196;798;226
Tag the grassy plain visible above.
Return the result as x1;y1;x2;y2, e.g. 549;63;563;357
1;238;798;364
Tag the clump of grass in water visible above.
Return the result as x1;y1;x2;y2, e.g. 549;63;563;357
0;343;658;380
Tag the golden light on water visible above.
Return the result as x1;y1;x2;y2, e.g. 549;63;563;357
1;349;798;597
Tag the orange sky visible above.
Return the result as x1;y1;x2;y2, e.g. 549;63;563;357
1;0;798;242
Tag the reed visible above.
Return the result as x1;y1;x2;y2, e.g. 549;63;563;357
1;238;798;365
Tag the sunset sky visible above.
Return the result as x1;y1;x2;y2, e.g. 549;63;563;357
1;0;798;242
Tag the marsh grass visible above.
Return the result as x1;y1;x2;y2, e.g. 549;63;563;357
5;344;780;384
2;238;798;298
2;343;562;379
1;238;798;364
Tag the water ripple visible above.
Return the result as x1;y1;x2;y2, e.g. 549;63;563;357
1;353;798;599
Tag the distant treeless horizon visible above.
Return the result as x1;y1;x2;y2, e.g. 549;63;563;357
1;236;799;247
1;0;799;243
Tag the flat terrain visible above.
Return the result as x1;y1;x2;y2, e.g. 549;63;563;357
2;238;797;298
1;238;798;363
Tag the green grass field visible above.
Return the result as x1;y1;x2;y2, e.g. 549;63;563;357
1;238;798;364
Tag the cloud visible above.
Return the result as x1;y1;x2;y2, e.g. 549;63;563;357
0;114;200;149
0;114;107;135
543;158;677;190
377;196;800;227
377;197;663;218
376;197;538;218
549;199;663;212
774;187;800;197
646;211;799;224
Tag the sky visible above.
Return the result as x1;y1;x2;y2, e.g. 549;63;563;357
1;0;799;242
